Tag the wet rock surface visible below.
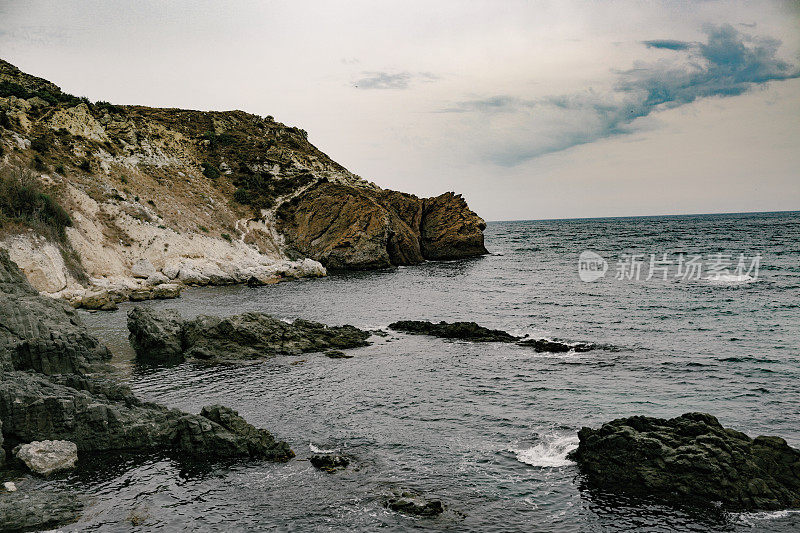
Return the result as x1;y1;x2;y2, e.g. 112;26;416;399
309;453;350;472
384;490;445;516
0;489;83;532
568;412;800;511
389;320;594;352
128;307;371;362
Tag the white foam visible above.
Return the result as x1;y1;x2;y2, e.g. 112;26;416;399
705;273;756;284
735;509;800;526
510;433;578;468
309;443;336;454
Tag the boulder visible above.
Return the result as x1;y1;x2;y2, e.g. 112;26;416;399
131;258;157;279
77;291;118;311
145;272;170;286
384;491;445;516
0;249;112;374
127;307;371;362
309;453;350;472
128;288;152;301
151;283;181;299
127;307;185;363
15;440;78;475
568;412;800;511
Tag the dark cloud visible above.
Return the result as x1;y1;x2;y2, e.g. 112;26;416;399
447;24;799;165
354;71;438;90
642;39;693;50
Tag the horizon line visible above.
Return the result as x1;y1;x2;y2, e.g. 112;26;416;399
486;208;800;224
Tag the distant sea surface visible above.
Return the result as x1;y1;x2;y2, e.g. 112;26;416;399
67;211;800;532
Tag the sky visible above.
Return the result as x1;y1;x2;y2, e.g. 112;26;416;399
0;0;798;221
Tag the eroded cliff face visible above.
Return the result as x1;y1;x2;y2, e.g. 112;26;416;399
0;58;487;298
276;183;487;269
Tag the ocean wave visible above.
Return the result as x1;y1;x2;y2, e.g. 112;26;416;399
705;273;757;284
510;433;578;468
309;443;336;454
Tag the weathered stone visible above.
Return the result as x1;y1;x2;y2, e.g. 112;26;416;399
151;283;181;299
0;490;83;532
15;440;78;475
127;307;370;362
127;307;185;363
309;453;350;472
389;320;519;342
131;258;157;279
0;249;112;374
77;291;118;311
385;491;445;516
569;413;800;511
276;182;487;269
421;192;488;260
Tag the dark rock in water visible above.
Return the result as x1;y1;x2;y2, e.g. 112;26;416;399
389;320;519;343
127;307;370;362
568;412;800;511
324;350;352;359
385;491;445;516
389;319;597;353
0;371;293;461
309;453;350;472
0;249;112;375
516;338;594;353
0;489;83;532
127;307;185;364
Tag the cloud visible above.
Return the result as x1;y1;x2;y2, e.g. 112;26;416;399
642;39;693;50
354;71;438;90
446;24;799;166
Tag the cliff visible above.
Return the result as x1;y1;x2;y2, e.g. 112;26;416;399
0;58;487;302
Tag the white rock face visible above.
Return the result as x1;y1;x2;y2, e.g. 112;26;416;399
15;440;78;476
3;482;17;492
0;234;73;293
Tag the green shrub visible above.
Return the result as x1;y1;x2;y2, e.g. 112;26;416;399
78;159;91;172
55;164;65;174
0;110;10;128
32;155;46;171
0;166;72;236
31;136;49;153
199;225;209;233
201;162;220;180
233;188;250;204
221;233;232;242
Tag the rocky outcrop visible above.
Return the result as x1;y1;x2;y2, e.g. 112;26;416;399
128;307;371;363
568;412;800;511
15;440;78;475
0;251;294;469
388;320;595;352
0;249;111;375
276;182;488;269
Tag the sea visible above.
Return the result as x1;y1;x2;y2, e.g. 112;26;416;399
51;211;800;532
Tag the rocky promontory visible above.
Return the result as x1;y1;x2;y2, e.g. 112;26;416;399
0;58;487;304
128;306;371;363
569;412;800;511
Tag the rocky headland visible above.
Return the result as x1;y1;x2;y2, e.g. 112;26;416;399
0;58;487;308
127;306;371;363
0;249;294;530
569;412;800;511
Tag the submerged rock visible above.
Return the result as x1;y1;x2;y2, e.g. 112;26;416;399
568;412;800;511
516;338;594;353
127;307;370;362
384;491;445;516
0;490;83;532
309;453;350;472
15;440;78;476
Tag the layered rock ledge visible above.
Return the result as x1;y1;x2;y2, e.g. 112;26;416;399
568;412;800;511
128;306;371;363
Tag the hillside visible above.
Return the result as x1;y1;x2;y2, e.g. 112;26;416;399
0;59;487;306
